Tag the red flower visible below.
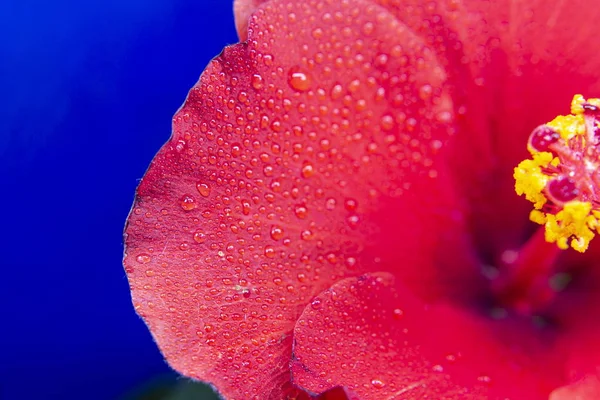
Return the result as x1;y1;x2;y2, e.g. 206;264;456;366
123;0;600;398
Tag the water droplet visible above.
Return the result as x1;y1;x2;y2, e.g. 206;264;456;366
270;225;284;240
344;198;358;211
370;379;385;389
136;254;151;264
251;74;264;90
193;230;207;244
294;205;308;219
345;257;357;268
393;308;404;319
241;199;251;215
145;269;155;277
432;364;444;372
380;114;394;131
196;183;211;197
288;68;312;92
264;246;276;258
325;198;337;210
301;230;314;241
301;164;315;178
374;53;389;67
362;22;375;36
330;84;343;100
311;298;322;309
419;84;433;100
180;195;197;211
347;214;359;228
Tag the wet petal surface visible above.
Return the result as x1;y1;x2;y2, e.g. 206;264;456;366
124;0;456;398
291;273;563;399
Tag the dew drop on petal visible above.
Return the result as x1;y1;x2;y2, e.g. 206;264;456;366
380;114;394;131
294;205;308;219
136;254;151;264
251;74;264;90
180;195;197;211
419;84;433;100
325;198;337;210
330;84;343;100
264;246;276;258
301;230;314;241
270;225;284;240
196;183;211;197
301;163;315;178
311;298;322;309
288;68;312;92
193;230;207;244
370;379;385;389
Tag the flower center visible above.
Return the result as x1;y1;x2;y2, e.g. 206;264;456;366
493;95;600;314
515;94;600;253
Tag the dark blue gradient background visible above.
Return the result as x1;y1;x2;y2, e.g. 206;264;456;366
0;1;237;399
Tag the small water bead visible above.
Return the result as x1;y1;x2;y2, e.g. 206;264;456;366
419;84;433;100
393;308;404;319
325;198;337;210
270;225;284;240
136;254;151;264
311;298;322;309
344;198;358;211
288;68;312;92
196;183;211;197
251;74;264;90
432;364;444;372
231;143;242;157
370;379;385;389
264;246;276;258
193;230;207;244
180;195;197;211
330;84;344;100
294;205;308;219
301;164;315;178
300;230;314;241
362;21;375;36
380;114;395;131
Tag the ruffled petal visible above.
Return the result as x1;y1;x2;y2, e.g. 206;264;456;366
292;273;563;399
124;0;457;398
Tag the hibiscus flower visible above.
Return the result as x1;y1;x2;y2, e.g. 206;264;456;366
123;0;600;398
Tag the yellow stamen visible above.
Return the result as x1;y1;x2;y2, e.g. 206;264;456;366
514;94;600;253
514;152;556;210
544;201;597;252
546;114;585;140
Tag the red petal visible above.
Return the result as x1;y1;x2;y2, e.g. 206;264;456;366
124;0;456;398
550;376;600;400
292;273;564;399
357;0;600;253
233;0;267;41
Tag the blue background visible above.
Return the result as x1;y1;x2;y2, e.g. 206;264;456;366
0;1;237;399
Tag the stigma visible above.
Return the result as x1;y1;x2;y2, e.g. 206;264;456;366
514;95;600;252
